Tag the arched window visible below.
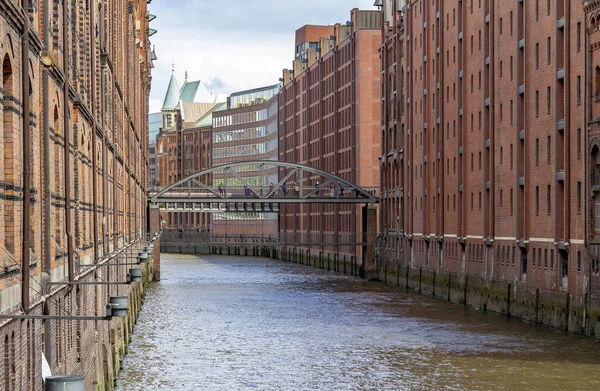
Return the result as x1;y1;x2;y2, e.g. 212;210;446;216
3;54;14;254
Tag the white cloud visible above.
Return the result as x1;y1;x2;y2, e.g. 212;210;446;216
148;0;378;112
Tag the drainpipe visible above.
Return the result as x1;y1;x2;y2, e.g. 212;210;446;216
91;0;99;262
20;0;31;313
63;0;75;281
41;0;52;364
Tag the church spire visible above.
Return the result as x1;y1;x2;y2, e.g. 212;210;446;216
161;62;180;111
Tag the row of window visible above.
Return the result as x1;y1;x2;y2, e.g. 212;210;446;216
213;109;269;128
213;125;275;144
213;212;276;221
213;140;277;159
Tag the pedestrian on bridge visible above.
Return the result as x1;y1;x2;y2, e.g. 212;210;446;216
282;182;288;196
218;183;224;196
269;182;274;196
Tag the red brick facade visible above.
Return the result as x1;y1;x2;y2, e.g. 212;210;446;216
0;0;152;388
156;111;214;231
279;9;381;259
379;0;592;304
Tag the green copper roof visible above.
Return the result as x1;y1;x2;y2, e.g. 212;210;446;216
161;71;180;111
179;80;201;103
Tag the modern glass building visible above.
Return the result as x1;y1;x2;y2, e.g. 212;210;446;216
211;84;280;237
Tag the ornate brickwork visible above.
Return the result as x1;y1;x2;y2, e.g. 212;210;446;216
0;0;152;388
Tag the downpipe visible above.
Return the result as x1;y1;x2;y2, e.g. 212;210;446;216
20;0;31;313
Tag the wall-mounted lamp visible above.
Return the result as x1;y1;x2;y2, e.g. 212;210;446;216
40;50;54;67
0;295;128;321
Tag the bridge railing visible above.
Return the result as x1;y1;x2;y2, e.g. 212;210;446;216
160;229;365;248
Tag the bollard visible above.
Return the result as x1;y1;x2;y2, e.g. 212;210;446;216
45;376;84;391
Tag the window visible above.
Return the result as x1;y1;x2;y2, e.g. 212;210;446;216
500;189;503;207
577;251;581;272
500;103;503;121
471;193;474;210
510;188;514;215
510;56;514;80
578;22;581;52
547;185;551;215
500;147;503;165
536;43;539;69
535;138;540;165
510;100;514;124
545;249;548;268
535;91;540;117
578;76;582;104
547;136;551;164
510;144;514;170
578;128;582;158
510;11;513;36
536;0;539;20
596;66;600;97
536;186;540;216
471;153;474;171
547;86;551;114
578;181;582;213
499;18;502;34
479;151;482;170
500;61;503;77
547;37;551;65
479;192;482;210
547;0;551;15
551;249;554;268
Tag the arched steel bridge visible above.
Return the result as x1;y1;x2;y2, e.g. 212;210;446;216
149;160;378;213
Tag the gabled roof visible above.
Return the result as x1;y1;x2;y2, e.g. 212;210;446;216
192;102;226;128
161;71;180;110
180;102;220;126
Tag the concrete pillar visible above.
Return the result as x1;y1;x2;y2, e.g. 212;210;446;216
361;205;377;280
149;204;161;281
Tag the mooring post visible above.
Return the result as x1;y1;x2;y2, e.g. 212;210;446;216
361;205;378;280
149;204;161;281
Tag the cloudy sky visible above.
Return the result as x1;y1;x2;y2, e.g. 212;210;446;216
147;0;378;113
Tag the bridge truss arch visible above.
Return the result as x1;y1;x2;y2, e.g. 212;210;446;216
149;160;378;212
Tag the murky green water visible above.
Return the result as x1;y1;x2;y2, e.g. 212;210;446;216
115;253;600;391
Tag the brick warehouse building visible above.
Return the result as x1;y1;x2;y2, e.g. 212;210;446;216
212;85;280;237
279;9;381;261
155;71;225;232
0;0;153;388
378;0;600;337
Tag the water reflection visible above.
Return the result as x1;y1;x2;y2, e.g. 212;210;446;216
115;254;600;391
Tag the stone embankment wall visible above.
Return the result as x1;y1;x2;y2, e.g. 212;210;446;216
202;243;599;340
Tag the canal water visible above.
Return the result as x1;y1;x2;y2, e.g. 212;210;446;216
115;253;600;391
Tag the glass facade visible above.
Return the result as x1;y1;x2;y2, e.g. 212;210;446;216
228;85;279;108
213;109;268;128
213;140;278;159
295;42;319;61
213;123;277;144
